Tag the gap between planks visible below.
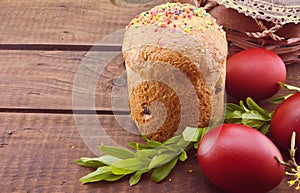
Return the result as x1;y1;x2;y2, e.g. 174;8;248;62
0;44;122;52
0;44;126;114
0;108;129;115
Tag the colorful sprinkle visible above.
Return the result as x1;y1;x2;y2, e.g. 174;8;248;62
206;21;212;28
126;2;220;33
183;28;190;33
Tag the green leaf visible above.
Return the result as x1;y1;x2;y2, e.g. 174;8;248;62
163;135;183;145
182;126;202;142
164;142;186;153
100;145;136;159
225;110;243;124
142;135;164;148
149;153;179;169
225;102;245;124
128;142;151;150
147;140;163;148
166;134;191;149
141;134;150;142
76;156;121;168
136;142;183;161
129;169;149;186
98;155;121;165
111;166;136;175
259;123;271;135
111;158;149;173
271;93;295;104
177;138;191;148
226;103;245;114
179;150;188;161
79;166;126;184
242;110;271;122
239;100;250;112
242;111;270;128
151;158;178;183
75;157;106;168
181;126;208;145
129;172;142;186
245;97;270;119
136;148;159;159
270;83;300;104
79;166;112;183
103;173;125;181
278;82;300;91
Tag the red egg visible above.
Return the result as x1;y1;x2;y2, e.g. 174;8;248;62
197;124;285;193
226;48;286;101
271;92;300;149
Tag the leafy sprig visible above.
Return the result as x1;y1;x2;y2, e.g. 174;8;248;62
271;82;300;104
225;97;273;134
225;83;300;134
76;127;208;185
77;82;300;188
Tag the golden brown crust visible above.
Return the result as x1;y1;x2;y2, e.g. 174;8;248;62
125;46;211;142
138;45;212;127
130;80;181;142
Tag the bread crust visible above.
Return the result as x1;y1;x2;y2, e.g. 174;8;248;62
125;46;212;141
122;3;227;141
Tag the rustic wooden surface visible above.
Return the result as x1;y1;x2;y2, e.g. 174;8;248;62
0;0;299;192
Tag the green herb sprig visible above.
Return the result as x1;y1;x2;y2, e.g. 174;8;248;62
76;127;208;185
225;97;273;134
77;82;300;187
271;82;300;104
225;83;300;134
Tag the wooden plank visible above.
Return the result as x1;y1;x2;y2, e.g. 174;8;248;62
0;113;222;193
0;0;165;45
0;113;296;193
0;50;128;111
0;50;300;112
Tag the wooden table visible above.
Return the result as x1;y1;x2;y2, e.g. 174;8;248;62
0;1;299;192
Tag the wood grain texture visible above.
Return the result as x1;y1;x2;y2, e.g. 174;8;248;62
0;49;300;112
0;1;300;192
0;113;296;193
0;50;128;111
0;0;164;45
0;49;299;193
0;113;220;193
